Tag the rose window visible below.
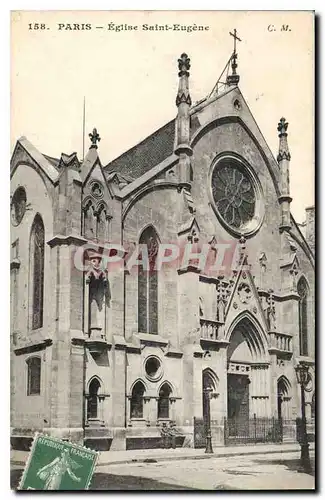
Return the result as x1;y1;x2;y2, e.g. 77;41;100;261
210;156;264;236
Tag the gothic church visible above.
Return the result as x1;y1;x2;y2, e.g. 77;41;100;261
10;48;315;450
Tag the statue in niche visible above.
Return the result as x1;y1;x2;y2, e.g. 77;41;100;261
86;253;111;336
265;289;276;331
258;252;267;289
216;280;228;323
289;263;299;291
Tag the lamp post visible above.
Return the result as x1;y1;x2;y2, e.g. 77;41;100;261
295;362;311;473
203;386;214;454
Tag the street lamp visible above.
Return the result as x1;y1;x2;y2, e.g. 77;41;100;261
203;386;214;454
295;362;312;473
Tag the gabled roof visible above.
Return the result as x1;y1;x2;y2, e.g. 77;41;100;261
11;137;60;183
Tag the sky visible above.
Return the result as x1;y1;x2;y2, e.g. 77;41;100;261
11;10;314;223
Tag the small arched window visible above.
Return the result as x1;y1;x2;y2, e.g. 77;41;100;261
26;357;41;395
30;214;45;330
138;227;159;334
87;378;101;420
130;381;145;419
158;383;172;419
297;277;309;356
83;201;96;240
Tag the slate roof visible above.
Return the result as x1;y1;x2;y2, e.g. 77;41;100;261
104;119;175;180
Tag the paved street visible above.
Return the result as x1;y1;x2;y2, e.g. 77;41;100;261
11;450;315;490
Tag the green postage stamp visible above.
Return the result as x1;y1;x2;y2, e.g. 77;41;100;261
18;433;98;490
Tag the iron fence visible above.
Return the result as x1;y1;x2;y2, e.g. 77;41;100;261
224;417;297;445
194;416;303;447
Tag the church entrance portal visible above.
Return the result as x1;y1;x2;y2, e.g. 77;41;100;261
224;316;275;444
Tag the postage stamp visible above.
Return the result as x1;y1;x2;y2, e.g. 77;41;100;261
18;433;98;491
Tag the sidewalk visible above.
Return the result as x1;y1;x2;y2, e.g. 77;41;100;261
11;442;314;467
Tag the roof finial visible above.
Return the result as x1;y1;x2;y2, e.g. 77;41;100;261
178;53;191;78
277;117;289;138
89;128;101;149
227;29;241;86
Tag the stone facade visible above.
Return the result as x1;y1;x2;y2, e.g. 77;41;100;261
10;53;315;451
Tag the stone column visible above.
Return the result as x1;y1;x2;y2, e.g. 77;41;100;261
110;340;127;450
170;398;177;423
47;237;86;444
98;395;105;424
178;269;200;426
174;53;193;188
144;397;152;425
10;255;20;427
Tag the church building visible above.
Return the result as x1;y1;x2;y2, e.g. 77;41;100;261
10;44;315;450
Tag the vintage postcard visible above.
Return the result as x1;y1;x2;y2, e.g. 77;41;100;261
10;10;315;490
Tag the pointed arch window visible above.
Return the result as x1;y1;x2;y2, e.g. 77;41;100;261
297;277;309;356
26;357;41;395
138;227;159;334
87;378;101;420
96;204;110;242
130;381;145;419
83;201;96;240
30;214;45;330
158;383;172;419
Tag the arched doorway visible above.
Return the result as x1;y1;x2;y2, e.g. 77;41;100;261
87;378;101;420
227;316;268;429
202;369;218;424
158;383;172;419
277;376;291;420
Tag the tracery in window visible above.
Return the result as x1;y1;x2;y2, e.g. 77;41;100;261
211;159;255;230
